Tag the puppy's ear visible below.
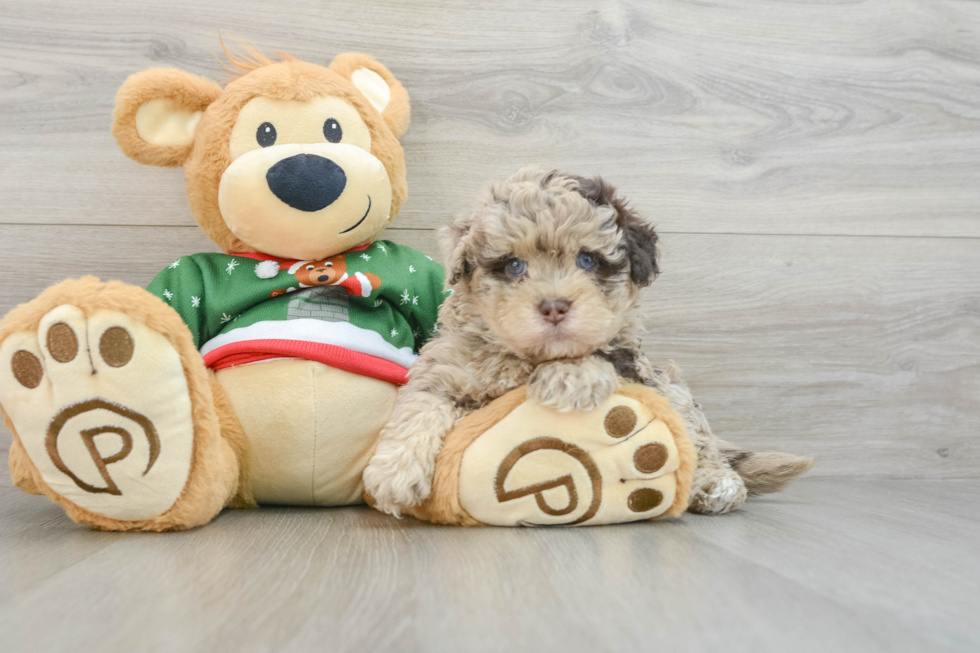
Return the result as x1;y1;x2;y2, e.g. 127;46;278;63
440;215;475;287
568;174;611;206
112;69;222;167
330;53;411;139
571;174;660;286
619;209;660;286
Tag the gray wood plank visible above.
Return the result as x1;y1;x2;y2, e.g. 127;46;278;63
1;0;980;235
0;479;973;652
0;225;977;479
643;232;980;480
0;484;122;604
686;479;980;650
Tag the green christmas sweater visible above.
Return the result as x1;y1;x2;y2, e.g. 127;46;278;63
146;241;447;385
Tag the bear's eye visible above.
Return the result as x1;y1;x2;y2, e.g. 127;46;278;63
323;118;343;143
306;265;314;270
576;252;598;271
325;262;333;267
256;122;277;147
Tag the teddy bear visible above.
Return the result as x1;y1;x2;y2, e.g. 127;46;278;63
0;45;698;531
0;46;452;530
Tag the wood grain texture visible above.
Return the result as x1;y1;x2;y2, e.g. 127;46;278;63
1;0;979;235
1;479;977;652
1;3;979;651
0;226;976;478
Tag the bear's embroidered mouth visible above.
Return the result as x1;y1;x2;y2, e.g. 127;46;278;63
340;196;372;234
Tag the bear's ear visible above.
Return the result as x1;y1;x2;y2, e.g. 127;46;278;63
112;68;223;167
329;53;410;139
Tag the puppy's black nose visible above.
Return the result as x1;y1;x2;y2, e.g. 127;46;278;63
539;299;571;324
266;154;347;212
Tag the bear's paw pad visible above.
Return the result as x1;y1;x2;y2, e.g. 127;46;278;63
457;395;683;526
0;306;194;521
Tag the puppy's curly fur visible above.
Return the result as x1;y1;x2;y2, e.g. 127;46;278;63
364;167;814;517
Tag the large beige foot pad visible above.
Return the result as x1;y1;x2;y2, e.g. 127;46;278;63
407;384;696;527
0;305;195;522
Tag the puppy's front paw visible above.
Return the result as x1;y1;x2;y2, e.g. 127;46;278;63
363;445;434;517
688;468;748;515
528;358;620;413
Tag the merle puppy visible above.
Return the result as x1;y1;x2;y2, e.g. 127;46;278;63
364;167;813;516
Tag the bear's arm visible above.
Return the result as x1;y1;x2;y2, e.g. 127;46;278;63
400;247;448;350
364;241;448;352
146;256;208;349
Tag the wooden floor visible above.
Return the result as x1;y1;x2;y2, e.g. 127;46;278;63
0;0;978;650
1;478;978;651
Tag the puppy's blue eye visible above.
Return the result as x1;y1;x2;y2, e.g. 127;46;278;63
577;252;598;271
505;258;528;277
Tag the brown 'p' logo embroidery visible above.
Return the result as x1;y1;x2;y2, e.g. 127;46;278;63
494;437;603;525
45;399;160;496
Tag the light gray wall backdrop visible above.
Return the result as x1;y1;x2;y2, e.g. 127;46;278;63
1;0;978;480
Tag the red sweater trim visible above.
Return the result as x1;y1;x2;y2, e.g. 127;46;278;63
229;242;373;262
204;339;409;385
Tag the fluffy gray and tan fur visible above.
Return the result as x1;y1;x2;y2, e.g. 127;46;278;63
364;167;814;517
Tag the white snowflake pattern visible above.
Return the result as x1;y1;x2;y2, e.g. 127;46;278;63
425;255;433;261
412;327;421;339
408;265;416;274
191;296;201;308
377;243;387;255
390;328;399;337
412;296;419;306
372;299;383;308
220;312;235;323
400;289;411;305
360;253;371;261
162;289;174;301
168;258;181;269
225;259;239;275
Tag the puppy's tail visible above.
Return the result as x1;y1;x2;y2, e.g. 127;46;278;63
719;440;815;495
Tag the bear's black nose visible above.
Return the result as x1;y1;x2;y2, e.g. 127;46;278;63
266;154;347;212
317;275;330;282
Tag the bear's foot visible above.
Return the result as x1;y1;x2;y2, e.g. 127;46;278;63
409;384;696;527
0;279;242;531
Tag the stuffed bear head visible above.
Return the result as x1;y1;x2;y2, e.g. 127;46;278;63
289;255;348;287
111;46;410;261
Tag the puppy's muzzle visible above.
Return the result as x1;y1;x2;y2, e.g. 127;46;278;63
539;298;571;325
266;154;347;212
